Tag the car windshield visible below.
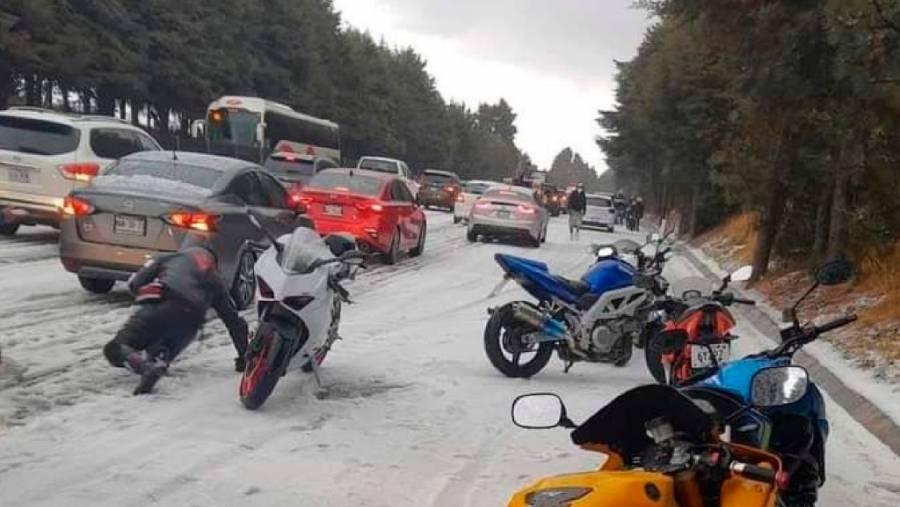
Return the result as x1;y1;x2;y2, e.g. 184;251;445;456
280;228;333;273
306;171;384;196
587;196;612;207
465;182;492;195
97;160;222;196
358;159;398;174
0;116;80;155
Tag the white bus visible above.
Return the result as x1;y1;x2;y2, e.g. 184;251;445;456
204;96;341;164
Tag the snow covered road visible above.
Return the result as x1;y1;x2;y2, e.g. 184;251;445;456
1;213;899;506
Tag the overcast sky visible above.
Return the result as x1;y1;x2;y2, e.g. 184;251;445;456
331;0;653;173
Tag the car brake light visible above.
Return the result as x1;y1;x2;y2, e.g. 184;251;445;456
355;202;383;212
475;201;491;209
456;193;465;203
62;196;95;216
257;276;274;299
164;212;220;232
518;205;536;214
59;163;101;182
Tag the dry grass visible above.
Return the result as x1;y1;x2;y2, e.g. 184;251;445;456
692;212;759;265
856;240;900;325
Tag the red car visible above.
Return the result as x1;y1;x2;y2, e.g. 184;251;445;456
297;168;427;264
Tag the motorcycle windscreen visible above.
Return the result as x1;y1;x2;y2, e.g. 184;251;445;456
571;384;716;459
281;228;334;273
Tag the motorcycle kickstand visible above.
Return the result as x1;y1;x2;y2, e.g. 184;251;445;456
307;354;328;399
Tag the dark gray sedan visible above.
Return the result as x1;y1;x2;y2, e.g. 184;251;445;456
59;151;305;308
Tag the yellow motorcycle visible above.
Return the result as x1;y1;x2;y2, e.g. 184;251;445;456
508;384;787;507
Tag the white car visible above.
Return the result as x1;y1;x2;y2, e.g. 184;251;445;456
0;107;162;235
583;193;616;232
453;179;496;224
467;186;549;247
356;156;419;197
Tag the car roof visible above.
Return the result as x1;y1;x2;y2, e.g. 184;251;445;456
423;169;459;177
358;156;403;164
0;107;145;130
484;185;533;197
587;193;613;199
122;151;255;174
465;180;497;186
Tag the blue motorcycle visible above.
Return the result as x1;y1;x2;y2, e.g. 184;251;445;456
484;242;667;377
675;259;857;506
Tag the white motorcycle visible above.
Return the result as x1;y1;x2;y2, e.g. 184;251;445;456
239;211;365;410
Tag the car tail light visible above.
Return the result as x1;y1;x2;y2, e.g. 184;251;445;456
62;196;95;216
283;295;315;311
163;212;220;232
257;276;274;299
456;193;465;203
58;163;100;182
518;205;536;215
355;202;383;213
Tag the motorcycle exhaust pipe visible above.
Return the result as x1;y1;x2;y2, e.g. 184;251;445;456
512;303;568;339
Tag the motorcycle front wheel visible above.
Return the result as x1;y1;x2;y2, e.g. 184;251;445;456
239;324;287;410
484;303;554;378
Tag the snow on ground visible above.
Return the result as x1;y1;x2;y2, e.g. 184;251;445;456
0;214;899;506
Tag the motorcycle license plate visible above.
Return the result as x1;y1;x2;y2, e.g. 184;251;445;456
690;343;730;368
324;204;342;216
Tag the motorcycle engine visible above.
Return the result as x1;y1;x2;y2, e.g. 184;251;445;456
587;318;637;354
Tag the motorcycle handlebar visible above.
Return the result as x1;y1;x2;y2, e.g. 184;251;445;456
814;315;858;336
729;462;777;485
733;297;756;306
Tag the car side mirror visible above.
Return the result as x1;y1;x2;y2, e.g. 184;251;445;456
750;366;809;407
815;259;854;286
511;393;572;429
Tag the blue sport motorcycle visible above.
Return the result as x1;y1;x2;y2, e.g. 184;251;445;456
484;242;667;378
673;259;857;506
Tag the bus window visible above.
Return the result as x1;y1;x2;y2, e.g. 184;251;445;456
208;109;259;146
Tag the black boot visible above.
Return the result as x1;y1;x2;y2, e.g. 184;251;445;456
133;358;167;395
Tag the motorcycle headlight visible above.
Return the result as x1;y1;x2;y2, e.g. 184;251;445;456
525;487;593;506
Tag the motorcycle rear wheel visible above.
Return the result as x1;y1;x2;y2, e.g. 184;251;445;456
239;325;286;410
484;303;553;378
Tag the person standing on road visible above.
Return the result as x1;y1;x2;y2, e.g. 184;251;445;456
102;235;249;395
567;183;587;239
634;197;645;231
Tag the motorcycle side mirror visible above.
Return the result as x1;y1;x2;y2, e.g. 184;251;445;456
815;259;854;286
511;393;576;429
730;265;753;283
750;366;810;407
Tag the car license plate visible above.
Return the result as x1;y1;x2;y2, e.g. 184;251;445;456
690;343;730;368
496;210;510;220
114;215;147;236
6;167;30;184
324;204;342;217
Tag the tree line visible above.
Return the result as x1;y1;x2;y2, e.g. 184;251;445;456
0;0;526;180
599;0;900;280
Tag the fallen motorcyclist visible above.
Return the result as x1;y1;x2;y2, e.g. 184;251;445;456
103;235;249;395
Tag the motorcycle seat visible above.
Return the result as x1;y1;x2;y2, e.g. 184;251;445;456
553;275;590;295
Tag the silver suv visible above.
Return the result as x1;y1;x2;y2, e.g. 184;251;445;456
0;107;162;235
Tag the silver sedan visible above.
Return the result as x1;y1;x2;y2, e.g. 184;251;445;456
466;186;549;247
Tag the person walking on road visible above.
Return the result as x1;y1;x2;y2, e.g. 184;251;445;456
567;183;587;239
103;235;249;395
633;196;645;231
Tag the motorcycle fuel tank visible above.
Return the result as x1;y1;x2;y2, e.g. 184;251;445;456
582;259;638;294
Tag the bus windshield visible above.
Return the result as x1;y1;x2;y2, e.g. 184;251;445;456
207;109;259;146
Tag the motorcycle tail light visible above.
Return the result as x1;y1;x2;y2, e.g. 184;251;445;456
283;296;315;311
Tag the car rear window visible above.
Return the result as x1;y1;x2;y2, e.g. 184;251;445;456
358;159;398;174
0;116;80;155
587;196;613;208
423;173;455;184
264;157;316;177
465;182;492;195
104;160;223;189
306;172;384;196
90;128;148;159
483;188;531;202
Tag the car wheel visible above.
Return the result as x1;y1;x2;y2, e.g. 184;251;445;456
385;228;401;265
453;216;461;224
467;228;477;242
541;226;547;243
231;250;257;311
410;222;426;257
79;276;115;294
529;231;541;248
0;223;19;235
